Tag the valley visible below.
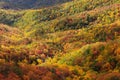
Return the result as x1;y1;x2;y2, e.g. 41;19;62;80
0;0;120;80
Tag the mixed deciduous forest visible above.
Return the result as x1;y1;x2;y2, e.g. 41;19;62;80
0;0;120;80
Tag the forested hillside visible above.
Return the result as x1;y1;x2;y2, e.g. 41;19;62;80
0;0;71;9
0;0;120;80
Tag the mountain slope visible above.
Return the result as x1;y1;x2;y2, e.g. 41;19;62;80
0;0;72;9
0;0;120;80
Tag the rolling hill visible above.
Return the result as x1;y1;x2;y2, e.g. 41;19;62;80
0;0;120;80
0;0;72;9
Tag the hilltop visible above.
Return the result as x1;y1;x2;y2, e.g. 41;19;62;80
0;0;71;9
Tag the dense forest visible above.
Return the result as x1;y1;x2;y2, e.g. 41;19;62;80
0;0;120;80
